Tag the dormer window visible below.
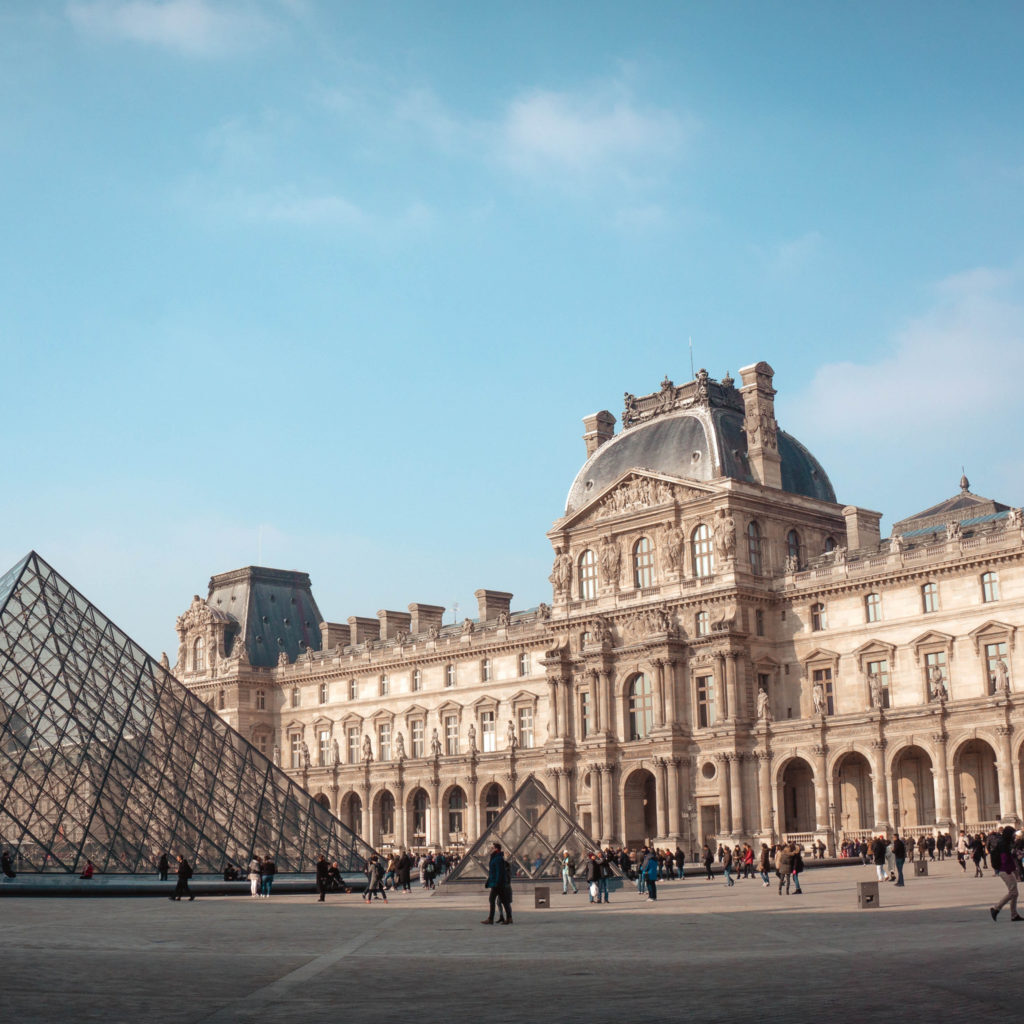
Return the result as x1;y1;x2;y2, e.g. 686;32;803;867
192;637;205;672
633;537;654;588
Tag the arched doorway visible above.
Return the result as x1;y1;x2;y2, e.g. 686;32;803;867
832;752;874;835
780;758;815;834
481;782;505;829
313;792;331;812
623;768;657;845
956;739;1000;826
408;788;429;850
374;790;396;847
446;786;467;847
339;791;362;835
892;746;935;829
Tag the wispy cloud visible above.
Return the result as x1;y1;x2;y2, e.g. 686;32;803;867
66;0;274;57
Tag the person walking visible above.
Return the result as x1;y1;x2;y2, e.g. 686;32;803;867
169;854;194;901
585;852;601;904
776;842;796;895
316;854;330;902
597;850;611;904
561;850;578;895
871;835;888;882
482;843;506;924
892;834;907;886
260;855;275;898
644;850;660;901
364;854;387;903
757;843;772;887
703;845;714;880
989;825;1023;922
722;845;735;886
248;855;261;898
791;843;804;894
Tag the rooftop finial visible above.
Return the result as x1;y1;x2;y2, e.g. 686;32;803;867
960;468;970;493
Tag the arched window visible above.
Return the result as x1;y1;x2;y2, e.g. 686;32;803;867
484;785;503;827
695;610;709;637
824;536;837;553
786;530;801;567
982;572;1000;603
192;637;205;672
578;549;598;599
628;674;654;741
747;520;762;575
379;791;395;835
319;682;329;704
692;524;714;577
633;537;654;588
447;788;466;835
412;791;428;839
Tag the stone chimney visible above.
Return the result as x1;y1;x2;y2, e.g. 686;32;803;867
842;506;882;551
738;362;782;490
409;603;445;635
475;589;513;623
347;616;380;645
582;410;616;458
319;621;350;650
377;609;412;640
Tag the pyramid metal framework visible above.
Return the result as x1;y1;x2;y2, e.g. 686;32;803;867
0;552;376;874
444;773;621;883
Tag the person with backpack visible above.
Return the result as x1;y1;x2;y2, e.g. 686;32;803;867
988;826;1023;922
561;849;578;895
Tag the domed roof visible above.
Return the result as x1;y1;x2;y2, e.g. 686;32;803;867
565;371;835;514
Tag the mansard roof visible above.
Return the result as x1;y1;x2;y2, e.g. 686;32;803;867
892;474;1011;537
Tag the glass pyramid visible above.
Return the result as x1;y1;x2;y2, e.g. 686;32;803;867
444;773;620;883
0;552;375;874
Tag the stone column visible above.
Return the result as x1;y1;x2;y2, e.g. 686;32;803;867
729;753;744;835
557;768;571;810
667;753;684;839
651;660;665;728
716;754;731;837
429;780;441;850
591;765;603;840
812;746;829;831
589;670;601;732
755;751;773;837
360;784;372;844
600;669;614;738
996;725;1016;822
561;677;574;741
547;679;560;739
870;740;890;832
664;658;678;727
467;776;479;841
600;764;616;845
715;654;728;720
932;732;952;827
725;653;740;722
395;783;407;848
654;757;670;839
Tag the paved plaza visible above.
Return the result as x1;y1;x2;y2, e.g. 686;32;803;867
3;859;1022;1023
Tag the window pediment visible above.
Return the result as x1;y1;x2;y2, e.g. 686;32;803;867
370;707;395;724
852;639;897;672
283;718;304;733
968;620;1017;655
472;694;500;713
339;712;364;729
508;689;539;708
799;647;841;666
910;630;956;662
436;699;463;719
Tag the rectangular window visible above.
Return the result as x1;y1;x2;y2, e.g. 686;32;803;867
319;682;329;704
379;674;389;697
696;676;715;728
349;679;358;700
481;710;496;752
865;593;881;623
984;641;1009;695
755;609;765;637
813;667;835;715
412;719;425;758
925;650;948;698
347;726;360;765
481;659;491;682
255;732;269;756
217;689;225;710
517;707;534;749
290;733;302;769
291;687;300;708
811;603;827;631
319;729;331;766
866;659;890;709
982;572;1000;603
922;582;938;613
255;689;266;710
412;669;421;692
444;714;459;756
519;652;530;677
378;722;391;761
445;665;455;688
580;690;592;739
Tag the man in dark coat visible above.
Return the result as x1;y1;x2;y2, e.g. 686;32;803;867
316;854;330;902
482;843;508;924
157;853;169;881
170;854;194;901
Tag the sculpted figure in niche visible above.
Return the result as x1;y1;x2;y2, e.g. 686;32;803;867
467;723;477;752
995;658;1011;694
272;744;280;767
507;719;518;750
160;651;170;671
756;686;771;722
430;728;442;757
713;509;737;564
395;731;406;760
598;535;621;586
362;734;373;762
868;671;884;709
300;740;311;769
549;548;573;596
663;524;684;570
928;666;947;701
811;680;826;715
332;738;340;765
783;554;799;574
277;650;289;667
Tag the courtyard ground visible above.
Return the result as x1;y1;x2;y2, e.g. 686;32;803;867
2;858;1020;1023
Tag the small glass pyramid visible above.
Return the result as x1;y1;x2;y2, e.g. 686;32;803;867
0;552;375;874
444;773;618;883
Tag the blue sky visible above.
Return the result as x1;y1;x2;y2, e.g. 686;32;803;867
1;1;1023;657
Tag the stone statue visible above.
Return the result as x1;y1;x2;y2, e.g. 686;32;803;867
277;650;289;667
890;532;904;555
783;554;799;574
332;738;340;765
549;548;573;596
507;719;518;750
272;744;280;767
468;722;477;752
461;617;475;636
929;666;947;702
233;633;249;664
946;520;962;544
175;640;186;672
1007;508;1024;538
300;740;311;769
430;728;442;757
868;671;884;709
497;610;511;628
159;651;170;671
537;603;551;621
811;680;825;715
362;734;373;763
756;686;771;721
995;658;1011;694
395;731;406;759
598;535;621;586
663;524;684;570
713;509;737;564
428;625;441;640
832;545;847;566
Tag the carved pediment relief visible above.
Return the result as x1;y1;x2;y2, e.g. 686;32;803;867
564;471;714;529
620;607;674;644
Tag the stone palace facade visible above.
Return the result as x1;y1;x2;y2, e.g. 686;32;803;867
173;362;1024;854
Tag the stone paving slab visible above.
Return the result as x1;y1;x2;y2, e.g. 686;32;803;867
2;860;1021;1023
